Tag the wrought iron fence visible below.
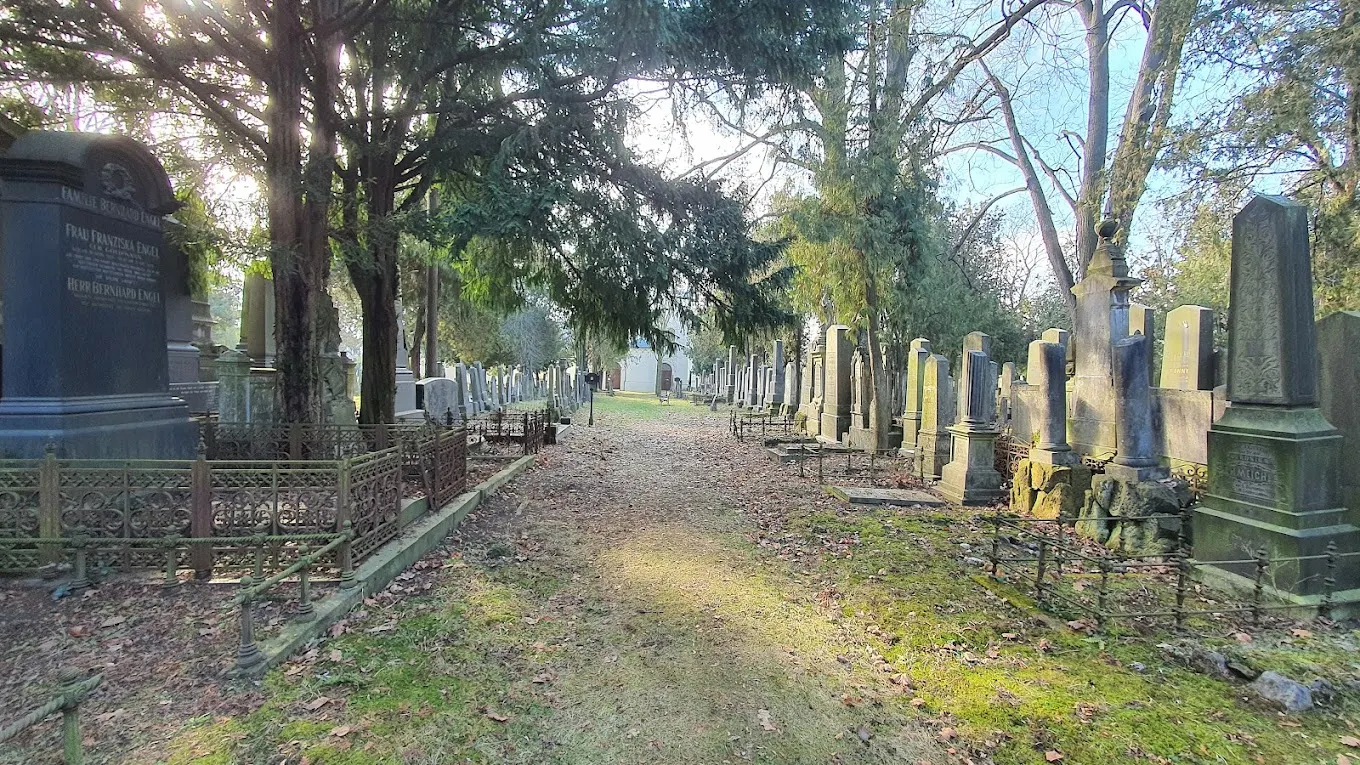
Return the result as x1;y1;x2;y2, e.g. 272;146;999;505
461;409;547;455
0;666;102;764
0;433;459;577
986;510;1356;632
993;433;1030;486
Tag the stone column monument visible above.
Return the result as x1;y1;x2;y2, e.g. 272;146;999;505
1069;222;1140;456
940;350;1004;504
1105;334;1164;482
770;340;785;412
726;346;738;404
820;325;853;441
0;132;196;457
1193;195;1360;603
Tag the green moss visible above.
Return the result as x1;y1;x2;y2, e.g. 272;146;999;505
788;506;1357;764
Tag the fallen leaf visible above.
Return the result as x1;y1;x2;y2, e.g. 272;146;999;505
757;709;776;731
909;697;927;707
1291;628;1314;639
1233;632;1253;644
1045;751;1064;762
68;626;89;638
100;616;127;628
939;727;956;741
1339;755;1352;765
304;696;332;711
1342;736;1360;748
330;725;351;737
484;710;509;723
328;649;343;662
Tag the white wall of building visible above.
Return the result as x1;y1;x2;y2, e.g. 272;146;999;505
617;314;691;393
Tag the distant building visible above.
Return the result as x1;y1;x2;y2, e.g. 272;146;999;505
613;314;691;394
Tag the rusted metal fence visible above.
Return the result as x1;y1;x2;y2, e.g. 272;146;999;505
0;425;468;576
0;667;102;764
987;510;1356;632
461;409;547;455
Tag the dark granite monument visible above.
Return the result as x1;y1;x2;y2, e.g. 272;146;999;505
0;131;196;458
1193;195;1360;605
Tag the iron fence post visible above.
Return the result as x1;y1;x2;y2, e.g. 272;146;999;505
1096;559;1111;631
296;545;314;620
162;536;180;591
988;514;1001;578
235;576;265;672
1035;539;1050;604
39;444;60;565
1252;546;1269;626
59;667;87;765
1321;541;1338;621
339;521;357;590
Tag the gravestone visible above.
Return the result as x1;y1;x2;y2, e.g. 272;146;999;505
820;325;853;441
420;377;460;423
727;346;739;403
1026;340;1075;465
746;355;760;407
998;362;1017;429
394;302;420;416
770;340;786;411
1105;333;1163;482
1160;305;1215;390
781;361;798;417
916;354;954;481
940;350;1004;504
1193;195;1359;603
847;347;874;449
1069;222;1140;456
1318;312;1360;514
0;131;196;457
240;272;277;364
899;338;931;454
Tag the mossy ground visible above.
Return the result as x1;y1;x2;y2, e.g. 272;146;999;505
147;396;1360;764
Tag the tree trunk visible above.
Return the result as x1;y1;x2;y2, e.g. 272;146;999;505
349;164;400;424
266;0;315;423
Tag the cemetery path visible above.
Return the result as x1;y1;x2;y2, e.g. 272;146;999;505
120;393;1360;765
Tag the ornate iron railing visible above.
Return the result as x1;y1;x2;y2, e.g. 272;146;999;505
0;666;102;764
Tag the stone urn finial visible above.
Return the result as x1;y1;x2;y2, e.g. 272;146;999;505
1088;219;1128;278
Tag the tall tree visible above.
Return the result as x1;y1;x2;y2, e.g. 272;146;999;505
945;0;1197;307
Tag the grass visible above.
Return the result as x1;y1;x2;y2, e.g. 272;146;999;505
149;403;1360;764
581;390;709;423
784;505;1360;764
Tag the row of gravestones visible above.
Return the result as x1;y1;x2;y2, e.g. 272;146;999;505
416;362;531;423
771;196;1358;606
718;341;799;416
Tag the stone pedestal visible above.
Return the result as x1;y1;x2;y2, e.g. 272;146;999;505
939;349;1003;504
1193;196;1360;603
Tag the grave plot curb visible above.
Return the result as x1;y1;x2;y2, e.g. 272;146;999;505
245;454;538;675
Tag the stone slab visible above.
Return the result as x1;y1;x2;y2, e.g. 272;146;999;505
827;486;946;507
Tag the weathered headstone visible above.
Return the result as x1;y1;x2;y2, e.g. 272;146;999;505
240;272;277;365
1160;305;1215;390
0;131;196;457
781;361;798;417
997;362;1017;429
963;331;992;357
746;354;760;407
820;326;853;441
1026;340;1075;465
770;340;785;410
1194;195;1359;602
420;377;460;423
899;338;931;454
1105;333;1163;482
1129;302;1156;383
916;354;954;481
726;346;739;403
1069;222;1140;455
1319;312;1360;515
940;350;1004;504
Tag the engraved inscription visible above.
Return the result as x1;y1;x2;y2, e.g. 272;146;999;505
1232;209;1283;400
63;222;161;314
1228;443;1278;503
